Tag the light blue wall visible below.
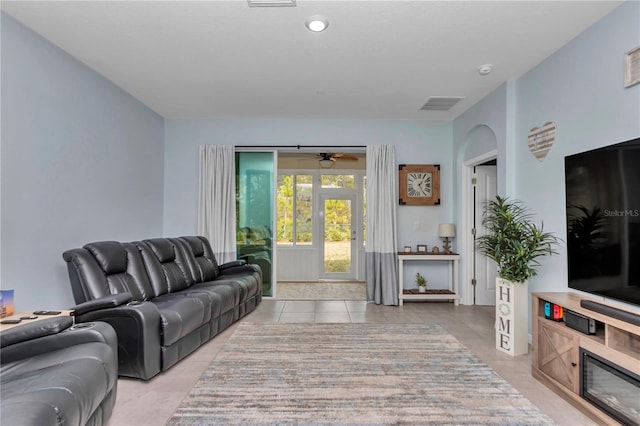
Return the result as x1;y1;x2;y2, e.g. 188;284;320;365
453;83;508;195
514;0;640;298
164;119;454;250
452;1;640;308
2;1;637;311
1;14;165;309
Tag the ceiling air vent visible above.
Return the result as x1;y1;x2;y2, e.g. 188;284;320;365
420;97;464;111
247;0;296;6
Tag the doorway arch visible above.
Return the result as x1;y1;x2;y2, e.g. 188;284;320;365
459;125;498;305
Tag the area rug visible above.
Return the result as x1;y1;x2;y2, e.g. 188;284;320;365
168;323;553;425
277;281;366;300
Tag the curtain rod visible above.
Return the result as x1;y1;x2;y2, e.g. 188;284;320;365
235;145;366;149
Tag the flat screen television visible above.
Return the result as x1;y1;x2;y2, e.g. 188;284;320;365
565;137;640;308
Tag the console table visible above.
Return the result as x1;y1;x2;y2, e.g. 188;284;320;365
397;252;460;306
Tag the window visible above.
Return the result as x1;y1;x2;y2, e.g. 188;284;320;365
362;175;367;247
321;174;355;189
277;174;312;245
295;175;313;244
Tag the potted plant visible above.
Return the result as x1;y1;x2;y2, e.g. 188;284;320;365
476;196;560;356
415;273;427;293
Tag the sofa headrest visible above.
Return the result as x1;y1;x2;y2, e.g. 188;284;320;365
180;236;204;257
144;238;175;263
84;241;127;275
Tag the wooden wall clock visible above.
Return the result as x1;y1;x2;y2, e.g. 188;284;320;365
399;164;440;205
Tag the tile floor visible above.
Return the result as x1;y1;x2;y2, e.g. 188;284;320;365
276;281;366;300
109;300;597;426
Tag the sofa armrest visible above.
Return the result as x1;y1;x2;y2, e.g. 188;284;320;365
0;319;117;365
71;293;133;317
0;316;73;348
219;259;247;270
220;262;263;278
73;300;162;380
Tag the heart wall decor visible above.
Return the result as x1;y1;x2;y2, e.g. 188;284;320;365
528;122;557;161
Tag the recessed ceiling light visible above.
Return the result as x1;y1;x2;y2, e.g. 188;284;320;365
305;15;329;32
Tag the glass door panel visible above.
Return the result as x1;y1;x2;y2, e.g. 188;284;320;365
320;194;356;280
236;152;275;297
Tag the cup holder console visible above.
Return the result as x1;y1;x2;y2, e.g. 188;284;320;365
69;322;96;331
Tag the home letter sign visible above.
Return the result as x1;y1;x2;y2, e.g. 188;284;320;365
495;278;528;356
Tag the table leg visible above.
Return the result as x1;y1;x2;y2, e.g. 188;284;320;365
398;258;403;306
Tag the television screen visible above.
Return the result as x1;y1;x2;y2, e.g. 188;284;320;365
565;137;640;307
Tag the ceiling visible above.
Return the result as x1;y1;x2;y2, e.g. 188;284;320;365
2;0;622;120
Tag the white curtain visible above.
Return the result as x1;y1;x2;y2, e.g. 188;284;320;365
198;145;236;264
365;145;399;305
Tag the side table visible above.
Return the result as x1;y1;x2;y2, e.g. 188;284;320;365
397;252;460;306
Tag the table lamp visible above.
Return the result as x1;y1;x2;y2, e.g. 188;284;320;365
439;223;456;253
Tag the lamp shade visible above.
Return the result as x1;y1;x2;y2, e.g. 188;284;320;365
439;223;456;238
319;159;334;168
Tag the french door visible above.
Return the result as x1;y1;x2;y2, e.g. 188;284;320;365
319;194;357;280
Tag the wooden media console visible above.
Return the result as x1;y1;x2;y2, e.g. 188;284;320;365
532;292;640;425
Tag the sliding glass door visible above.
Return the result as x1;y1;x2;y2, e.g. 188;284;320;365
236;152;275;297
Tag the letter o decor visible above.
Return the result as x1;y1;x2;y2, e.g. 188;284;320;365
499;302;511;316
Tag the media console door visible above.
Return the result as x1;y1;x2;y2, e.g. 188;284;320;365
537;320;580;393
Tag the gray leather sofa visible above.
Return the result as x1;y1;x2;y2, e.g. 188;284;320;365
0;317;118;426
62;236;262;380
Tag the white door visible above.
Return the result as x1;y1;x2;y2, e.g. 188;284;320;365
319;194;357;280
473;165;498;305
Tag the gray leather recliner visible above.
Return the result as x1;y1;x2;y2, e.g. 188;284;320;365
0;317;118;426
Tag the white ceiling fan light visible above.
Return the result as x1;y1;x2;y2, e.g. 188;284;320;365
319;159;334;168
305;15;329;32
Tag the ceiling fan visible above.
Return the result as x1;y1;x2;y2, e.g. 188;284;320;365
317;152;359;168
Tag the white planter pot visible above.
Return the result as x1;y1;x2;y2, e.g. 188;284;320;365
418;286;426;293
495;278;528;356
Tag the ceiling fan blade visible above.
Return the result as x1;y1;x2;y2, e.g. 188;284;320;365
315;152;361;163
336;154;359;161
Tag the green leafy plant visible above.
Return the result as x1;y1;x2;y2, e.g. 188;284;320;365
476;196;560;283
415;273;427;287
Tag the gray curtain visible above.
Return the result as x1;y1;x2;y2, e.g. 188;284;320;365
365;145;399;305
198;145;237;263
